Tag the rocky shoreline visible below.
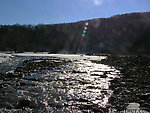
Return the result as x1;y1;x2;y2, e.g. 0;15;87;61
96;55;150;112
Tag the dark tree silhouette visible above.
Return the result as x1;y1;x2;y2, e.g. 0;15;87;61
0;12;150;55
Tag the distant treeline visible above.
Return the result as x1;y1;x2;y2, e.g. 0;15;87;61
0;12;150;55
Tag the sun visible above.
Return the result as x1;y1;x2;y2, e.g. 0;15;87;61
93;0;103;6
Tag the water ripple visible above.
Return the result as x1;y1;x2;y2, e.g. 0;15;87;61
0;55;120;112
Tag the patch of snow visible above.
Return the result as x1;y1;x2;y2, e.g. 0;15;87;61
0;53;13;63
13;52;107;61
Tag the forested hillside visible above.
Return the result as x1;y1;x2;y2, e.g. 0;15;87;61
0;12;150;54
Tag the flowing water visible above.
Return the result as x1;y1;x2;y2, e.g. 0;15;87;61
0;53;120;113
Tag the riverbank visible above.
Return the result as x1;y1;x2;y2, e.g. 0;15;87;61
97;55;150;112
1;53;149;112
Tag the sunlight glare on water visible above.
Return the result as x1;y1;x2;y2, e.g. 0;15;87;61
67;59;120;108
0;54;120;112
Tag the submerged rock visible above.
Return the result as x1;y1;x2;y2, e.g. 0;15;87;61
0;73;5;79
0;102;14;109
16;97;37;108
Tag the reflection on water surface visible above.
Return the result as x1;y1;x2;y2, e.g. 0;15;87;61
0;54;120;112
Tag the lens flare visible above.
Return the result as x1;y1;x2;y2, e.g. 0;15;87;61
83;30;86;33
81;22;88;40
85;22;88;26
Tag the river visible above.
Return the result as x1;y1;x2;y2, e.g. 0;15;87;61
0;53;120;112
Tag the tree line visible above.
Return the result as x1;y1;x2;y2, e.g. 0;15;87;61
0;12;150;55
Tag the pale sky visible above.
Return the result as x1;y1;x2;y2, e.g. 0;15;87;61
0;0;150;25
